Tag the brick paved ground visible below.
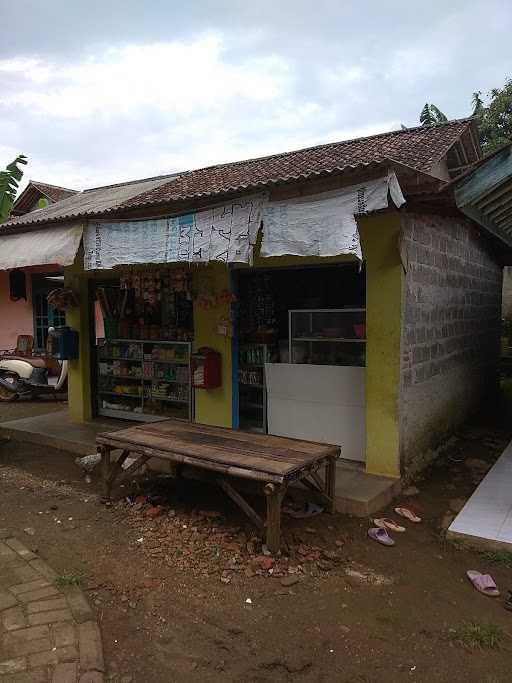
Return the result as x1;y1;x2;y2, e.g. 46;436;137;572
0;529;104;682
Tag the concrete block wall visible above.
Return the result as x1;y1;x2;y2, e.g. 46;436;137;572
399;212;502;477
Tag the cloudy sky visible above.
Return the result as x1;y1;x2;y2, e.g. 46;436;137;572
1;0;510;192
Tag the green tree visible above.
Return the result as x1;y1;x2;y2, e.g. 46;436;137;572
0;154;27;223
420;103;448;126
472;79;512;154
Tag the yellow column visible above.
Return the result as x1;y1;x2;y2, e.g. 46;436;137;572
193;263;233;427
359;213;402;478
64;257;92;422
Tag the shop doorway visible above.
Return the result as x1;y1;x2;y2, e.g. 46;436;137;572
91;268;195;423
32;274;66;352
234;263;367;461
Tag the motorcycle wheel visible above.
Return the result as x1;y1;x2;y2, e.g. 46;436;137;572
0;383;18;401
0;372;20;401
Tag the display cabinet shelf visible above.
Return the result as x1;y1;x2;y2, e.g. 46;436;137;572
289;309;366;367
96;339;193;421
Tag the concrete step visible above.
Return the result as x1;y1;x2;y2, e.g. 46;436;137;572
335;463;402;516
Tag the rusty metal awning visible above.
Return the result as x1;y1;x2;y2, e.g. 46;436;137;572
455;144;512;248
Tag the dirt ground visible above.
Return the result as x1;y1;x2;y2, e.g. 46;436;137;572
1;409;512;682
0;399;66;424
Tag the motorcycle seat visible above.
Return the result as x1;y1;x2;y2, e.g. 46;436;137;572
3;356;61;376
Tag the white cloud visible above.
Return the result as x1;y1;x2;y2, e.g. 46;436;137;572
2;0;510;193
0;37;291;119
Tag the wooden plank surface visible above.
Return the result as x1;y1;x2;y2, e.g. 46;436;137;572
97;419;339;478
139;420;337;456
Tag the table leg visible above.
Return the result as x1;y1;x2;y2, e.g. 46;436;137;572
325;456;337;514
99;446;111;499
264;483;284;555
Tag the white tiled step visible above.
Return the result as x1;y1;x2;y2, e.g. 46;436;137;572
448;439;512;549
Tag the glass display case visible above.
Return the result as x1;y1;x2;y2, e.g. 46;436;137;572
238;343;275;431
288;309;366;366
96;339;192;421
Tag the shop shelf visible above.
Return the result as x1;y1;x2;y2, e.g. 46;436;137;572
98;357;143;362
150;359;189;365
150;395;189;404
99;374;142;379
98;391;142;399
292;337;366;343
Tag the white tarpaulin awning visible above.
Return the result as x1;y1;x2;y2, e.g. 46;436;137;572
0;224;83;270
260;172;405;260
83;194;265;270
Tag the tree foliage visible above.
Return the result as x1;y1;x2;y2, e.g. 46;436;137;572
472;79;512;154
420;103;448;126
0;154;27;223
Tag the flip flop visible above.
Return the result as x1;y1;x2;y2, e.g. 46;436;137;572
373;518;406;533
466;570;500;597
504;591;512;611
367;527;395;546
394;507;422;523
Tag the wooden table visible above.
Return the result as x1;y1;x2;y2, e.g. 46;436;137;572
96;419;340;554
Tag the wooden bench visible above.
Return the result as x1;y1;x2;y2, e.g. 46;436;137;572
96;419;340;554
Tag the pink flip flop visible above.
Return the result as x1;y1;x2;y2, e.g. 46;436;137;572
374;518;406;533
368;527;395;546
394;507;422;523
467;570;500;597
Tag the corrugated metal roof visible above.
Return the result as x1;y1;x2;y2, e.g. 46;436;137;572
3;173;180;229
455;144;512;247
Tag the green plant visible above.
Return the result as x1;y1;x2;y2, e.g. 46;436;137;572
55;574;82;587
482;550;512;568
448;622;505;649
0;154;27;222
420;103;448;126
473;79;512;153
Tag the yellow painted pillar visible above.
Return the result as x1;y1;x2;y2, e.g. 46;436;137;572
359;213;402;478
193;263;233;427
64;257;92;422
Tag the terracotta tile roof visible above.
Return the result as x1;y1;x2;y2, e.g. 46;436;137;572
3;118;474;229
119;118;474;209
30;181;78;203
11;180;78;216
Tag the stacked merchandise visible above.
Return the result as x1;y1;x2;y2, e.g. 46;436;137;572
96;267;193;342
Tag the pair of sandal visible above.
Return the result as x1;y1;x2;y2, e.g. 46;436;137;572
368;507;422;546
467;571;512;611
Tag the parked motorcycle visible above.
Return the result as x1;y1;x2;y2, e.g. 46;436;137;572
0;329;68;401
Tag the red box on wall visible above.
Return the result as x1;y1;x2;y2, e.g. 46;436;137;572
192;347;222;389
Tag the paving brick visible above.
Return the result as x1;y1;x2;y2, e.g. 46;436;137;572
5;637;52;657
78;621;104;672
52;662;78;683
1;605;26;631
79;673;104;683
12;564;42;584
57;645;79;662
6;624;50;642
10;579;51;596
9;669;48;683
17;586;60;604
27;597;68;614
29;558;58;582
28;649;59;668
0;589;18;611
52;622;77;648
28;609;73;626
65;587;94;623
0;657;27;674
5;538;38;561
0;541;18;562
